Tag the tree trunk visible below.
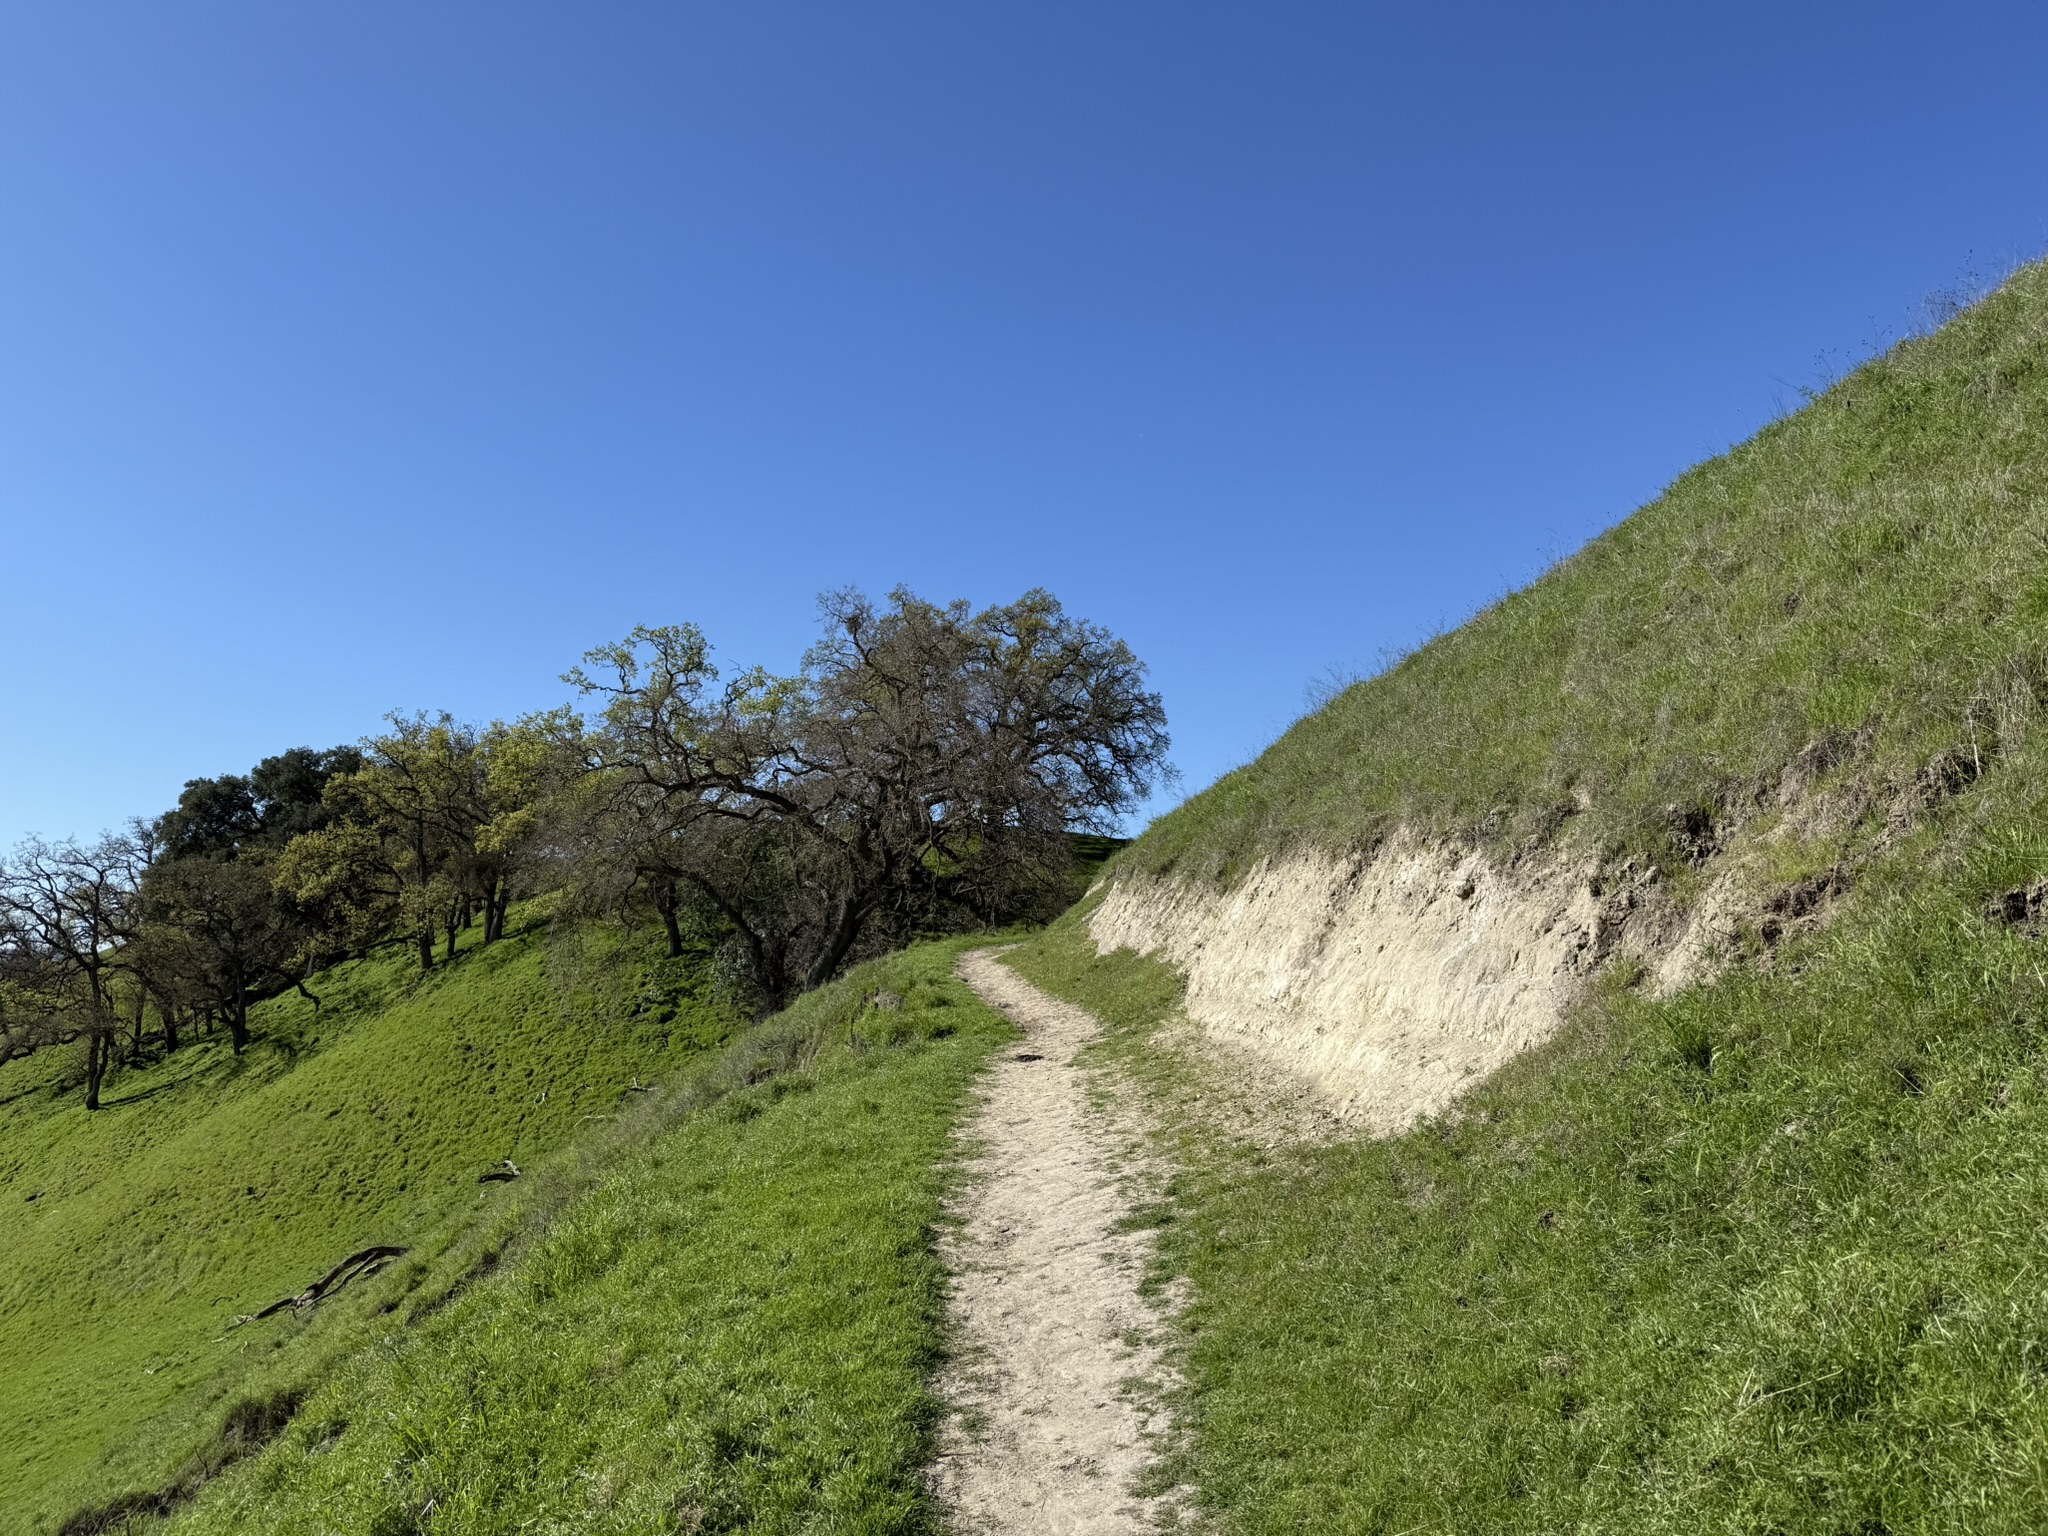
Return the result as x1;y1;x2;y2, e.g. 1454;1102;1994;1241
483;878;506;944
229;994;250;1054
654;880;683;959
803;895;871;994
85;1032;107;1110
681;872;782;1006
146;984;180;1053
227;961;251;1052
417;926;435;972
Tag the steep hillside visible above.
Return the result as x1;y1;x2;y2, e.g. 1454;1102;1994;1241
1146;263;2048;882
5;915;1017;1536
0;909;739;1534
1007;262;2048;1530
1099;259;2048;1127
150;941;1013;1535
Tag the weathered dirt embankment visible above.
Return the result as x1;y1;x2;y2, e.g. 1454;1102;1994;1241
1088;832;1727;1132
1091;727;2006;1130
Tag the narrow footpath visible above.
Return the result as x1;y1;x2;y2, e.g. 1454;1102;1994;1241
933;950;1182;1534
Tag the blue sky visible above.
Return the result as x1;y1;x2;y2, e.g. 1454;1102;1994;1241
3;2;2046;846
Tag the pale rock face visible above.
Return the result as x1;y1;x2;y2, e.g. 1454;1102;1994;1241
1089;835;1654;1132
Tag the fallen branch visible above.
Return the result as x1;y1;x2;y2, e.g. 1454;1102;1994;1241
252;1244;408;1320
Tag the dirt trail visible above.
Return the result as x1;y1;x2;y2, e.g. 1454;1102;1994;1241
933;951;1181;1534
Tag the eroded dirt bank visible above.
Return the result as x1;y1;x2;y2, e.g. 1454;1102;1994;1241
933;951;1180;1534
1088;835;1666;1132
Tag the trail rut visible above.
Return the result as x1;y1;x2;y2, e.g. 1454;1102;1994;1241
933;951;1181;1534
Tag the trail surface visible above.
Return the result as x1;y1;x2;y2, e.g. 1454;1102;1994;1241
934;950;1181;1534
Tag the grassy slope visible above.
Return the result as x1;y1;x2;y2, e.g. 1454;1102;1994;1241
1003;264;2048;1532
0;908;739;1534
1142;260;2048;883
1015;778;2048;1531
156;939;1013;1536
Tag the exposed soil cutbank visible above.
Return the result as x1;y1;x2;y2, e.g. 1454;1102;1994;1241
1089;833;1668;1133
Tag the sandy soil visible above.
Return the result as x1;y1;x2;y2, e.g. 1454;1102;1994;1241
932;951;1182;1534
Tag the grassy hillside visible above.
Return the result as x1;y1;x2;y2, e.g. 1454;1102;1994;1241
1016;759;2048;1530
1142;260;2048;883
0;908;740;1534
1004;261;2048;1531
4;834;1084;1533
3;916;1015;1535
151;939;1012;1535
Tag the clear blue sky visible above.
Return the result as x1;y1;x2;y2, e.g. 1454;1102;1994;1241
4;2;2046;847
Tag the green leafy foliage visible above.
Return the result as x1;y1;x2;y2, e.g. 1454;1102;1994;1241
565;588;1168;1009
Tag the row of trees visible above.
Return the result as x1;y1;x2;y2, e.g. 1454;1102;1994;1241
0;588;1170;1108
0;749;344;1108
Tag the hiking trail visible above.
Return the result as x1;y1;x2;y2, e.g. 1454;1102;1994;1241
933;950;1183;1534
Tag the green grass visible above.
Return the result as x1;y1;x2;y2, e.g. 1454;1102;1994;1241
0;907;742;1534
150;938;1014;1536
1010;711;2048;1532
1139;259;2048;884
